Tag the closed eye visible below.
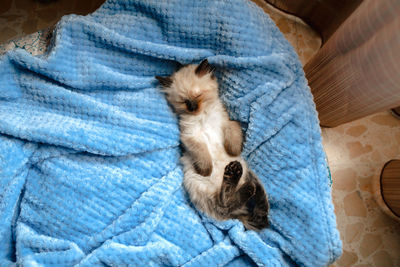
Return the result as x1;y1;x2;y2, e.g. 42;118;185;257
176;94;202;104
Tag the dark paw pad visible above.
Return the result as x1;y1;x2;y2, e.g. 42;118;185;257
223;161;243;182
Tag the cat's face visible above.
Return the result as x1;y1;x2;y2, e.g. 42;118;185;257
156;60;219;115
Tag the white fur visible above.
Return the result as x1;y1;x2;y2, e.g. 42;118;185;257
180;106;247;218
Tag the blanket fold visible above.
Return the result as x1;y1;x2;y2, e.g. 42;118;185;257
0;0;341;266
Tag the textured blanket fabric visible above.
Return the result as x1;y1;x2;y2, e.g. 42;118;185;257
0;0;342;266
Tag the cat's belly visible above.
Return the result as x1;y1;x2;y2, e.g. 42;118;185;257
199;123;228;164
201;126;246;187
181;122;247;215
184;111;246;192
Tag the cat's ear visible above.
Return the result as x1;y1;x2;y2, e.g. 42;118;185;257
175;61;185;71
155;76;173;88
195;59;215;77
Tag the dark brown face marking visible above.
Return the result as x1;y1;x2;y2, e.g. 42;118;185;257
185;99;199;112
155;76;173;88
195;59;215;77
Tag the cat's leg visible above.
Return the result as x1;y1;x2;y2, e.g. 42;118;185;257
216;161;255;217
223;121;243;157
238;180;270;230
181;135;213;176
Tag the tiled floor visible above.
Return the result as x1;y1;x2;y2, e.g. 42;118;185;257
1;0;399;266
252;0;321;65
323;112;400;267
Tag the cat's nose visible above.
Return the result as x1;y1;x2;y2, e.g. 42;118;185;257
185;100;198;112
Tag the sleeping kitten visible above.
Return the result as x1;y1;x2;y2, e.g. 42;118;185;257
156;60;269;230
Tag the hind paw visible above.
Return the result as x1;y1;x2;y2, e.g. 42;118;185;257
223;161;243;183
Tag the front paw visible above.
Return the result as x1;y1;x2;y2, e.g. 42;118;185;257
193;161;213;176
223;121;243;157
224;141;242;157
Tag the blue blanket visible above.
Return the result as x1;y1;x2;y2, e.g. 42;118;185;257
0;0;342;266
